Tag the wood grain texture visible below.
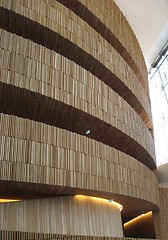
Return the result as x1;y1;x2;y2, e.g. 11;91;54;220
76;0;148;88
0;0;160;237
0;0;152;128
0;114;160;213
0;29;156;168
0;81;156;169
0;196;123;236
0;230;159;240
157;188;168;239
56;0;148;97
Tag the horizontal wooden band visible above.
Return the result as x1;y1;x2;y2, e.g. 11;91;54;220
0;196;123;236
0;230;158;240
56;0;148;96
0;29;155;163
0;82;156;169
0;6;152;128
0;114;159;210
76;0;148;83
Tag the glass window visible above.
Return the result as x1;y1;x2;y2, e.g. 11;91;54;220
149;48;168;166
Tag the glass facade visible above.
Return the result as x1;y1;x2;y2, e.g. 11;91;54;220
149;48;168;165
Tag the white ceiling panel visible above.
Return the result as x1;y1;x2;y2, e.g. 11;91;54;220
114;0;168;69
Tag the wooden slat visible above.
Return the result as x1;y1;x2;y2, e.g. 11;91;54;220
0;114;160;219
0;29;156;168
0;230;160;240
0;2;152;128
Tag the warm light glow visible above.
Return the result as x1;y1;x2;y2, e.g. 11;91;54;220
74;195;123;211
0;199;21;204
124;211;152;227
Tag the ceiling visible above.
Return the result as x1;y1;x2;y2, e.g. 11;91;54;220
114;0;168;70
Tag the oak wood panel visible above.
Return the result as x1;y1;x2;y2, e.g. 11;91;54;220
0;81;156;169
56;0;148;97
0;114;160;212
77;0;148;87
0;230;159;240
0;196;123;236
0;0;160;237
0;2;152;128
158;188;168;239
0;29;156;168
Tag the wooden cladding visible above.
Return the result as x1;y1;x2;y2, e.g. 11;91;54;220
0;196;123;236
0;114;160;208
0;230;158;240
56;0;148;96
158;188;168;239
77;0;148;86
0;82;156;169
0;29;156;168
0;1;152;128
0;0;160;236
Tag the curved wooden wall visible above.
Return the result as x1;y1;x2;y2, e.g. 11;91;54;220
0;29;155;168
0;0;152;129
157;164;168;239
0;196;123;236
159;188;168;239
0;0;160;237
72;0;148;89
0;230;157;240
0;114;160;215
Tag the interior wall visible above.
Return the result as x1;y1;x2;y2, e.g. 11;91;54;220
0;230;159;240
158;188;168;239
0;196;123;237
0;0;160;237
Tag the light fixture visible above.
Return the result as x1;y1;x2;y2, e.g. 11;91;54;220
85;129;91;135
0;199;21;204
141;210;145;216
75;195;123;211
124;211;152;227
